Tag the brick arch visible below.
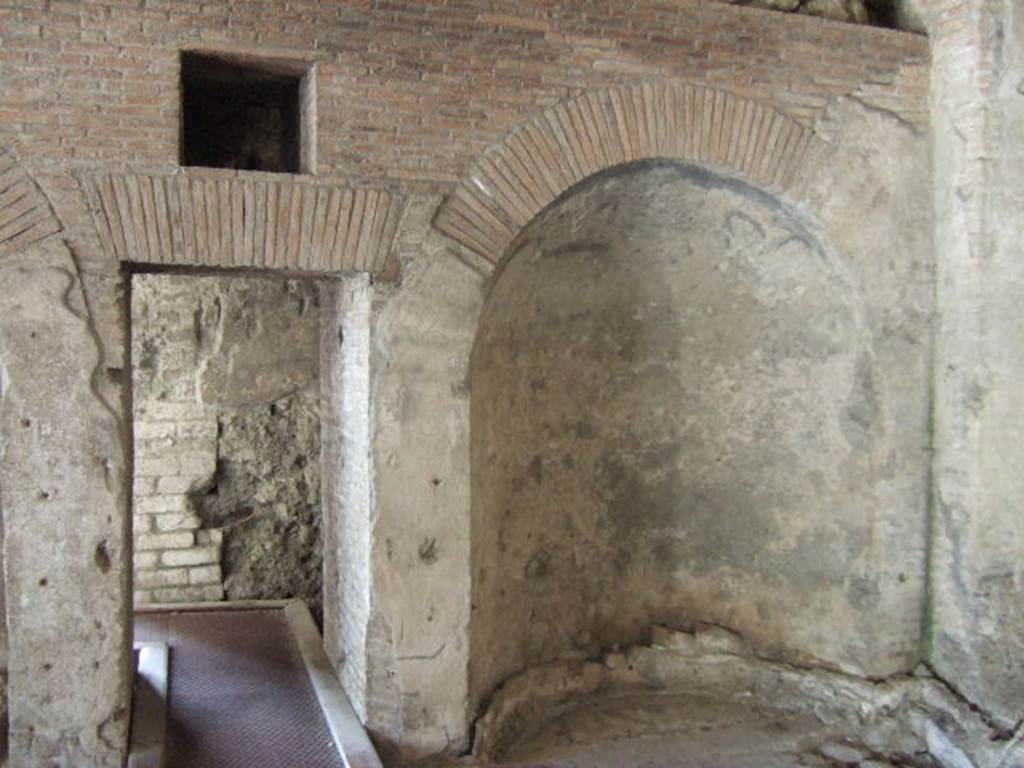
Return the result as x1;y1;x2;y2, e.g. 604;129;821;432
434;83;825;265
0;146;62;257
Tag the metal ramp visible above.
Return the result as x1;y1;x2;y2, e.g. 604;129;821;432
131;600;380;768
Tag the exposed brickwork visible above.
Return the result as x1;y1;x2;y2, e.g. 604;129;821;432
131;284;226;605
132;401;225;605
0;0;929;363
435;83;823;263
82;168;405;274
0;147;61;257
0;1;929;183
0;4;934;764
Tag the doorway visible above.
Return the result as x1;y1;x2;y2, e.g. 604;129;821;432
129;269;327;621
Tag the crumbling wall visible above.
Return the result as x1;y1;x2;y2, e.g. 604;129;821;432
472;624;1021;767
131;273;323;618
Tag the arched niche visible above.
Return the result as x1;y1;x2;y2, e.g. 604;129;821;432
468;158;906;714
365;84;930;759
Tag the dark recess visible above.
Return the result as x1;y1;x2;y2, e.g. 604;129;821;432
181;52;302;173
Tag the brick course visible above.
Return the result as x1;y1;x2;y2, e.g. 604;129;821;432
435;82;823;263
83;169;406;275
0;146;61;256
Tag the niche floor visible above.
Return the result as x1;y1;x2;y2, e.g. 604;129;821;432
466;624;987;768
134;606;345;768
494;692;861;768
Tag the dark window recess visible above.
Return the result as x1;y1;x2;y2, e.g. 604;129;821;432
181;52;303;173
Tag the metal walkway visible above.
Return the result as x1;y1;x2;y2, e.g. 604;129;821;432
135;606;348;768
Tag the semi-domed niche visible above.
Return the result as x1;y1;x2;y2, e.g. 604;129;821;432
469;160;923;715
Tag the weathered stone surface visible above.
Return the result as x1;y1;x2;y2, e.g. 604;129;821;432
196;279;321;407
929;0;1024;726
320;274;390;732
470;159;929;712
818;742;867;764
365;210;484;760
650;623;751;657
471;628;1012;767
191;390;323;620
716;0;868;25
693;622;751;656
0;242;130;767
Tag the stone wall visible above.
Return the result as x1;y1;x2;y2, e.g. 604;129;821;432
131;273;323;617
370;91;932;762
320;275;375;721
0;147;131;767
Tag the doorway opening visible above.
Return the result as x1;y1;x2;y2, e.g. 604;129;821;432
129;268;327;623
124;265;377;766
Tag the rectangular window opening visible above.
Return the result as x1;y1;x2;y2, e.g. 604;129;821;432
181;51;315;174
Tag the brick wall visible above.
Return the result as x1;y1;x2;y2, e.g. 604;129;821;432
0;1;929;360
0;2;928;183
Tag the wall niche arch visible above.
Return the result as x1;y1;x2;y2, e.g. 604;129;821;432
467;158;904;715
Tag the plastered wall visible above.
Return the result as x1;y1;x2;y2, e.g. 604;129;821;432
929;0;1024;725
469;159;930;711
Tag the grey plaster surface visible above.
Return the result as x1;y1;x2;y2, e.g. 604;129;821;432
0;241;130;767
929;0;1024;724
353;93;932;763
469;161;929;712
